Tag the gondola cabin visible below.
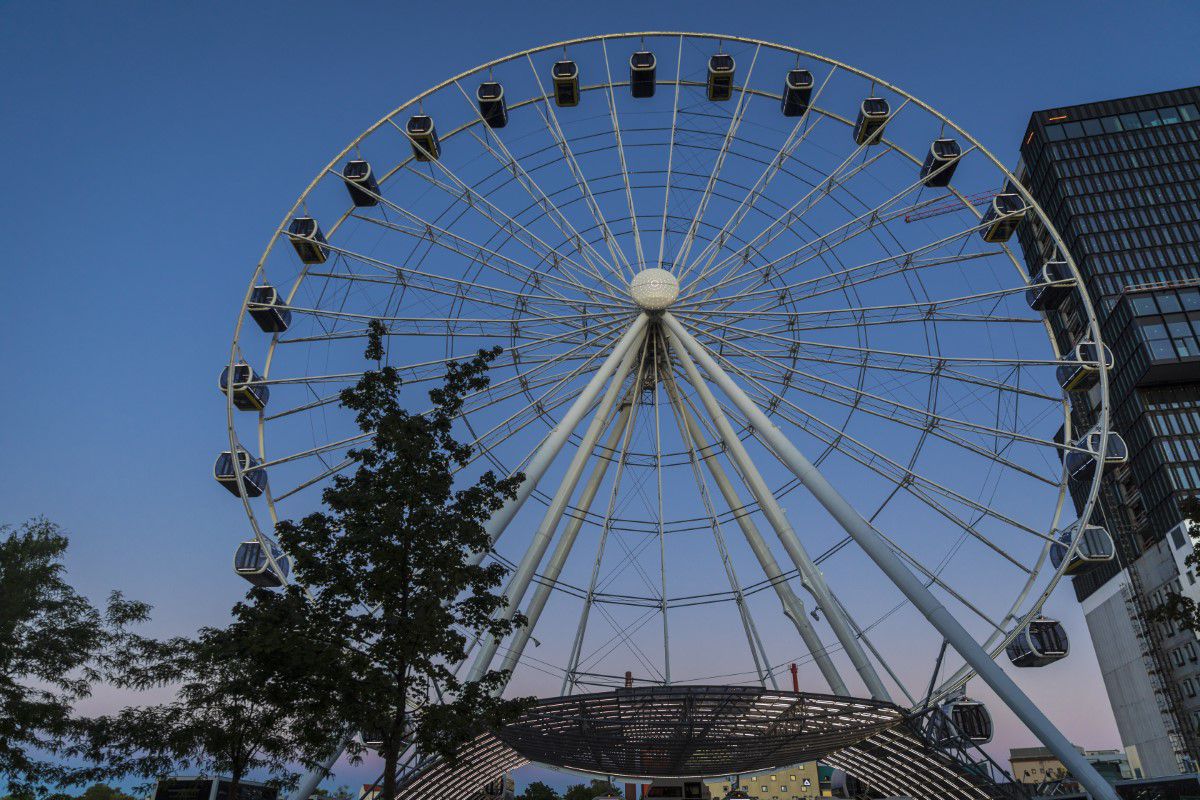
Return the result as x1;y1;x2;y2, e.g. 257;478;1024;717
361;729;385;751
1050;522;1116;574
1027;259;1071;311
931;697;993;746
233;540;291;588
1057;340;1113;393
341;159;380;207
247;284;292;333
286;217;329;264
707;53;735;101
979;193;1027;242
477;82;508;128
919;138;962;187
828;770;868;800
781;68;813;116
480;775;516;800
552;60;580;107
853;97;890;145
1006;617;1069;667
219;362;269;411
406;115;440;161
1065;426;1128;483
630;50;657;98
213;448;268;498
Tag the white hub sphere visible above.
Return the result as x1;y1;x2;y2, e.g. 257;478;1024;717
629;268;680;311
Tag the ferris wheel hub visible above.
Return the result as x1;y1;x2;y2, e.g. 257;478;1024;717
629;267;680;311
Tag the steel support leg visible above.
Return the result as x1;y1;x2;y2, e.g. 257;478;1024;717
665;323;890;701
468;330;645;681
468;314;649;566
496;397;637;680
662;311;1120;800
673;394;849;695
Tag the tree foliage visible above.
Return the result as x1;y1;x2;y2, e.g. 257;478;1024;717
0;519;149;798
518;781;562;800
249;321;533;800
1148;496;1200;632
563;779;620;800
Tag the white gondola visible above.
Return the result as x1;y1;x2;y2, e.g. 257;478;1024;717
247;284;292;333
1050;522;1116;574
781;68;813;116
828;770;868;799
1006;616;1069;667
361;729;385;751
286;217;329;264
219;362;269;411
214;448;268;498
919;138;962;187
481;775;516;800
341;159;380;207
1065;425;1128;483
853;97;890;145
707;53;735;101
1027;259;1071;311
552;60;580;107
233;539;291;588
630;50;656;98
1057;340;1113;392
477;82;508;128
930;696;993;746
406;115;440;161
979;193;1026;242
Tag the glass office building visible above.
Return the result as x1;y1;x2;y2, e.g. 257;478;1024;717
1016;86;1200;775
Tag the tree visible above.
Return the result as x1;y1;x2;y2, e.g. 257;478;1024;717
518;782;562;800
0;519;150;798
1148;496;1200;631
81;594;330;800
249;321;533;800
563;779;620;800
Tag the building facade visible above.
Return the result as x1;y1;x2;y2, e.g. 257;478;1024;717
703;762;826;800
1015;87;1200;774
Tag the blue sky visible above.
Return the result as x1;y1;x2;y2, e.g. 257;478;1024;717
2;0;1198;793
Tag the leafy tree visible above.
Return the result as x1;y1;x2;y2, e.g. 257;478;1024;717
248;321;533;800
79;785;135;800
563;779;620;800
1148;496;1200;631
518;782;562;800
80;595;330;800
0;519;150;798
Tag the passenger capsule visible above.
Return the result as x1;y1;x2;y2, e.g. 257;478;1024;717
919;138;962;187
233;539;291;588
1006;617;1069;667
630;50;656;98
707;53;735;101
853;97;890;145
214;448;268;498
1065;425;1128;483
1057;340;1113;393
219;362;269;411
979;193;1027;242
247;284;292;333
1050;522;1116;574
341;160;380;207
552;60;580;107
286;217;329;264
361;729;385;751
781;69;813;117
406;115;440;161
477;82;508;128
1027;259;1071;311
931;697;993;746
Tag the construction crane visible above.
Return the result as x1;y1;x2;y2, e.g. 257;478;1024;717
904;189;999;223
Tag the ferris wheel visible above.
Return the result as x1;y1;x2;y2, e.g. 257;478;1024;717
220;32;1122;797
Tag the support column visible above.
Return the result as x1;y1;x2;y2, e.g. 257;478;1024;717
672;395;849;695
469;314;649;567
469;330;645;681
662;311;1120;800
495;396;636;679
665;323;890;701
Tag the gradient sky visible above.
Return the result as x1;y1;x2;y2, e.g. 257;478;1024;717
3;0;1199;793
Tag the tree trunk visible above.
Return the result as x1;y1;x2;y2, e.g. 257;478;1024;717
229;775;241;800
383;746;398;800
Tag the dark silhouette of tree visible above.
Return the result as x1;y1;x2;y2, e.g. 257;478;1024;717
0;519;149;798
518;781;563;800
1148;496;1200;632
563;779;620;800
